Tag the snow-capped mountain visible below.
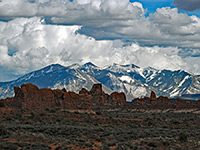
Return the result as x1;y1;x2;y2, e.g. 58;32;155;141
0;63;112;99
80;63;150;100
0;62;199;101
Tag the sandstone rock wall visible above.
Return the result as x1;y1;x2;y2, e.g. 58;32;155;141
4;83;126;109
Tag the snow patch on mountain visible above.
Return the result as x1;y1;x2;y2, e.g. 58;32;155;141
119;76;134;83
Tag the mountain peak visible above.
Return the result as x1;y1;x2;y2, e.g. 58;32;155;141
111;63;140;69
144;66;158;72
49;63;64;67
105;63;140;73
44;63;65;69
41;64;66;73
83;62;98;68
120;64;140;69
67;63;81;70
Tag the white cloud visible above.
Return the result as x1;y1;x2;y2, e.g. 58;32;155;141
0;1;199;81
51;2;200;49
0;0;37;17
0;17;199;82
0;0;200;49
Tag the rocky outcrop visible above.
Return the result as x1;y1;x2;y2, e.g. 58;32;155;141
110;92;126;106
79;88;90;95
157;96;172;104
177;97;184;103
136;91;199;108
89;84;109;106
136;98;145;105
3;83;126;109
150;91;157;103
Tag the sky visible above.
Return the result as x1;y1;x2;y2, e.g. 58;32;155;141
0;0;200;81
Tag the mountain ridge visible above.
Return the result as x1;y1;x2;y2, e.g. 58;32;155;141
0;62;199;101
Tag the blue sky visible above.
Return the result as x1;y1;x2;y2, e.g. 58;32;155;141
131;0;200;17
0;0;199;81
131;0;174;14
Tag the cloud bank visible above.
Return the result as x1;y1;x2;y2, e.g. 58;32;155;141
0;17;198;81
0;0;200;49
0;0;199;81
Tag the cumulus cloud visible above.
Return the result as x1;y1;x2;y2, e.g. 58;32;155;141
52;2;200;49
0;0;200;49
0;17;199;82
174;0;200;11
0;0;143;19
51;0;144;27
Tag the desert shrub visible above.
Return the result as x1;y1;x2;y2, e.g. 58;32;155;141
74;111;79;114
102;145;110;150
105;140;117;147
29;112;35;119
48;108;57;113
55;145;64;150
116;144;128;150
5;115;12;121
171;120;180;125
85;142;93;147
147;142;157;147
4;143;18;150
31;143;51;150
0;123;8;136
0;101;5;107
163;141;170;146
179;133;188;142
16;113;22;118
56;118;62;122
14;142;31;148
96;111;102;115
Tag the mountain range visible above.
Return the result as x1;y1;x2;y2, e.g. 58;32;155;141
0;62;200;101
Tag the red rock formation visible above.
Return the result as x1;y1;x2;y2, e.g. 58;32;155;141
144;97;151;104
136;98;145;105
12;83;41;108
63;91;92;109
177;97;184;103
135;91;200;109
4;83;126;109
150;91;157;103
79;88;90;95
110;92;126;106
89;84;109;106
157;96;172;104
